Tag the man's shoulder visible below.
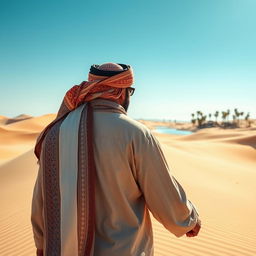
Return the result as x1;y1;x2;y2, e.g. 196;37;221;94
119;115;151;134
119;115;154;137
94;111;153;140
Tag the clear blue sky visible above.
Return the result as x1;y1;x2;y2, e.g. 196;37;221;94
1;0;255;121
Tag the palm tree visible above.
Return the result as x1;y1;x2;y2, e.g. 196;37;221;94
226;109;230;123
195;111;207;128
208;113;212;121
221;111;226;124
214;111;219;124
234;108;240;125
245;112;250;126
191;113;196;126
196;111;203;127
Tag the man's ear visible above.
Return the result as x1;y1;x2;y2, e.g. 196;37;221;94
122;89;131;112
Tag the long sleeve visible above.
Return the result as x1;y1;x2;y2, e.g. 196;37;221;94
31;163;44;251
134;131;199;237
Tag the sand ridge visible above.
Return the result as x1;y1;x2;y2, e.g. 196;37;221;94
0;114;256;256
0;114;56;165
5;114;56;132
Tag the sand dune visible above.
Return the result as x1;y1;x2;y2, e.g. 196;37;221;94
0;115;256;256
0;114;56;165
155;129;256;255
0;115;8;125
0;126;37;165
4;114;33;125
0;126;38;143
5;114;56;132
0;150;38;256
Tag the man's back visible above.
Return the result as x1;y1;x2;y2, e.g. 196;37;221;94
91;99;198;255
93;100;153;255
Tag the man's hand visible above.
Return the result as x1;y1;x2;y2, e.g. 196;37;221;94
186;218;201;237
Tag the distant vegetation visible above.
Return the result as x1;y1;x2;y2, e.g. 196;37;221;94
191;109;252;129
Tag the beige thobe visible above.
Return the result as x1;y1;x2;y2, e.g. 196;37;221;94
31;99;198;256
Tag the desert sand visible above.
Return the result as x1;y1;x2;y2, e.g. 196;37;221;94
0;114;256;256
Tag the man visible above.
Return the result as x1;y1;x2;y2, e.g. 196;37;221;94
31;63;201;256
